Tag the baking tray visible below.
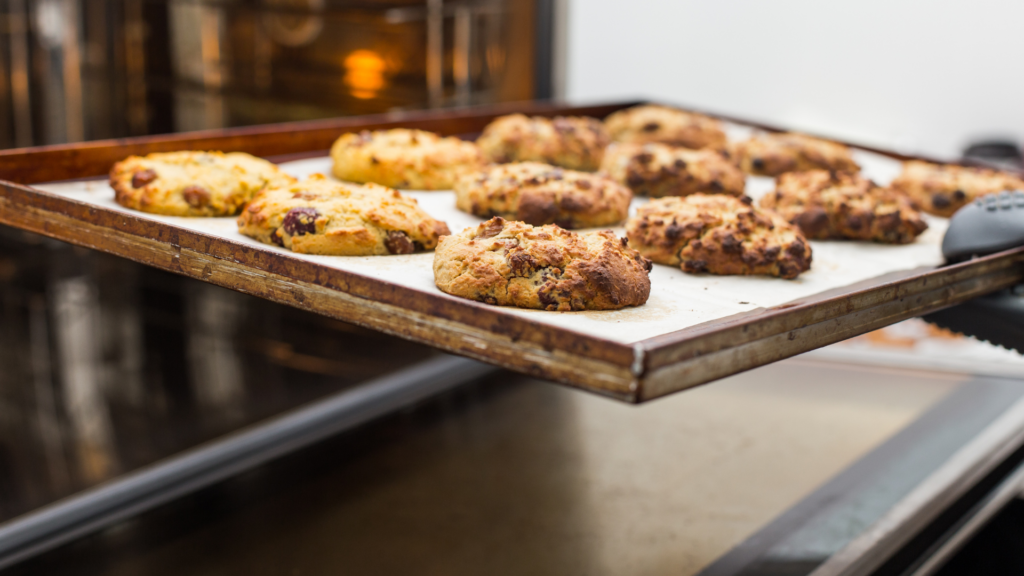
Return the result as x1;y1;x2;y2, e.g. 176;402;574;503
1;101;1022;403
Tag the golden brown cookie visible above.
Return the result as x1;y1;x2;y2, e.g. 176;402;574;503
734;132;859;176
600;142;746;197
237;174;450;255
475;114;610;171
603;104;727;150
454;162;631;229
330;128;482;190
433;217;652;311
760;170;928;244
626;194;812;279
890;160;1024;217
110;151;295;217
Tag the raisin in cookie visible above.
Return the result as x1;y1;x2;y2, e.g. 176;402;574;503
454;162;631;229
433;217;652;311
890;160;1024;217
110;151;295;217
603;104;727;150
476;114;610;172
627;194;812;279
330;128;482;190
761;170;927;244
601;142;745;197
734;132;859;176
238;174;450;255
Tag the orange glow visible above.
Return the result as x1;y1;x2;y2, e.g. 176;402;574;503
343;50;388;100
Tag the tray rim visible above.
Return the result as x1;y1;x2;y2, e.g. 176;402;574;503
1;100;1021;403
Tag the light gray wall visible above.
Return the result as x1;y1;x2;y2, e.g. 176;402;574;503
564;0;1023;159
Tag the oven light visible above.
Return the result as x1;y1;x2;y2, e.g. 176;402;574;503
344;50;388;100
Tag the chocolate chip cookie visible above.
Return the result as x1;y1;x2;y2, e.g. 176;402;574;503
761;170;928;243
600;142;745;197
433;217;652;311
627;194;812;279
110;151;295;217
237;174;450;255
330;128;482;190
454;162;631;229
734;132;859;176
890;160;1024;217
476;114;610;172
603;104;727;150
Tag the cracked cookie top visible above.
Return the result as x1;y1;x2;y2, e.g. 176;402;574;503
454;162;631;229
330;128;482;190
890;160;1024;217
601;142;746;198
237;174;450;256
604;104;727;150
476;114;610;172
733;132;859;176
626;194;812;279
110;151;295;217
761;170;927;243
433;217;651;311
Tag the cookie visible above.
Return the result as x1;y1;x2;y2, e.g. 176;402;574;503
603;104;727;150
626;194;812;279
761;170;928;244
237;174;450;255
734;132;859;176
454;162;631;229
330;128;482;190
433;217;652;311
890;160;1024;217
600;142;745;197
475;114;610;171
110;151;295;217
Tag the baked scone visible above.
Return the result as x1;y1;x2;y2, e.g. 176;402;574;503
237;174;450;255
475;114;610;171
761;170;928;244
330;129;482;190
433;217;652;311
626;194;812;279
454;162;631;229
110;151;294;217
890;160;1024;217
603;104;727;150
600;142;745;197
734;132;859;176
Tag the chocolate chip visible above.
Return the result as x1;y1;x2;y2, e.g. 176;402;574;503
722;233;743;253
642;122;660;132
131;169;157;188
796;207;829;236
636;152;654;165
477;217;505;239
684;259;707;273
751;158;765;171
674;159;687;169
508;251;537;276
665;224;683;240
626;172;646;186
282;207;320;236
385;230;415;254
932;194;951;209
575;179;592;190
270;230;284;247
953;189;966;201
709;179;723;191
182;185;211;207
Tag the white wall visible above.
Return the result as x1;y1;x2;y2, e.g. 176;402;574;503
564;0;1024;159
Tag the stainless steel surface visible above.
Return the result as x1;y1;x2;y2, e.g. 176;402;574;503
0;354;495;570
810;388;1024;576
4;358;971;575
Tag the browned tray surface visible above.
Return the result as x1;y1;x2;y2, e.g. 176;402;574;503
1;101;1021;403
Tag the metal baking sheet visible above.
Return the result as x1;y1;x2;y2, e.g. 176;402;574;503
1;102;1021;402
